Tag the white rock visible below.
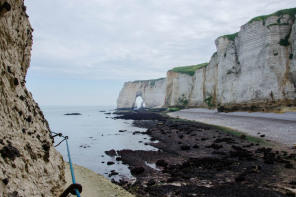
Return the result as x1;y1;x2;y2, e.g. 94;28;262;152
117;13;296;111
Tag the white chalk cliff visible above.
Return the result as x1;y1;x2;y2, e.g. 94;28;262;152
117;78;167;109
117;8;296;112
0;1;64;196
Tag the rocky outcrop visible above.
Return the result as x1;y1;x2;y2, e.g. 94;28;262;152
118;8;296;112
0;1;64;196
117;78;166;109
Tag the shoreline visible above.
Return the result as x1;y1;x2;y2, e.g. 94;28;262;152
168;108;296;146
110;111;296;196
64;162;134;197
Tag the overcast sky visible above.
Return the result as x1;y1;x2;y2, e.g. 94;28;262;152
25;0;295;106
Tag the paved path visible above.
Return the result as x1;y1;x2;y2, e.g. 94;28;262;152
168;109;296;146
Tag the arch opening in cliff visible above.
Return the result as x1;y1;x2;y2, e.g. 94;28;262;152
134;96;146;109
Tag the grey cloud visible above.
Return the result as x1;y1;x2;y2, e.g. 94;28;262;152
26;0;295;81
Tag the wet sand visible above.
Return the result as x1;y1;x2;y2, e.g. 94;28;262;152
168;109;296;146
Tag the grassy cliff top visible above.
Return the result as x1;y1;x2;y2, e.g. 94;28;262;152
133;77;166;83
221;32;239;41
220;8;296;42
248;7;296;24
170;63;208;76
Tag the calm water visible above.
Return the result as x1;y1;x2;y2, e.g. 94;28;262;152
41;106;157;181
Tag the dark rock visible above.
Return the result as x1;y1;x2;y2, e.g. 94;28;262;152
147;179;156;186
260;134;265;138
131;167;145;175
235;175;245;182
119;130;126;132
2;178;9;185
206;143;223;150
116;157;122;161
285;163;293;169
214;137;235;144
240;134;247;140
286;191;295;197
105;149;116;156
64;113;82;115
25;115;32;123
193;144;199;149
180;145;190;150
109;171;119;177
107;161;115;165
0;145;21;161
264;160;274;164
14;78;19;86
80;145;90;148
114;111;166;121
212;151;226;155
8;191;21;197
156;160;168;167
166;177;177;183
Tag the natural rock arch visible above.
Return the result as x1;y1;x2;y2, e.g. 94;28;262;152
133;91;146;109
117;78;167;109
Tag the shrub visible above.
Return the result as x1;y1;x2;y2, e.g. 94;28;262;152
204;96;214;108
177;94;189;108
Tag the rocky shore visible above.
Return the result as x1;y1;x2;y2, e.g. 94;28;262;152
110;111;296;197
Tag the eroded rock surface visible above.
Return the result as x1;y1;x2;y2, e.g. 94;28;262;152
0;1;64;196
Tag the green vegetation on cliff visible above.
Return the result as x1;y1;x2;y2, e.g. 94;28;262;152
219;8;296;42
222;32;239;41
133;77;166;87
170;63;208;76
248;7;296;24
133;77;165;83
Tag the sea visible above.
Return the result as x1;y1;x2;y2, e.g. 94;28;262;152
41;105;158;181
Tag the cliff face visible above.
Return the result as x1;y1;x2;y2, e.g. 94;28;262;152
215;13;296;111
117;78;167;109
0;1;64;196
164;71;194;106
117;9;296;112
